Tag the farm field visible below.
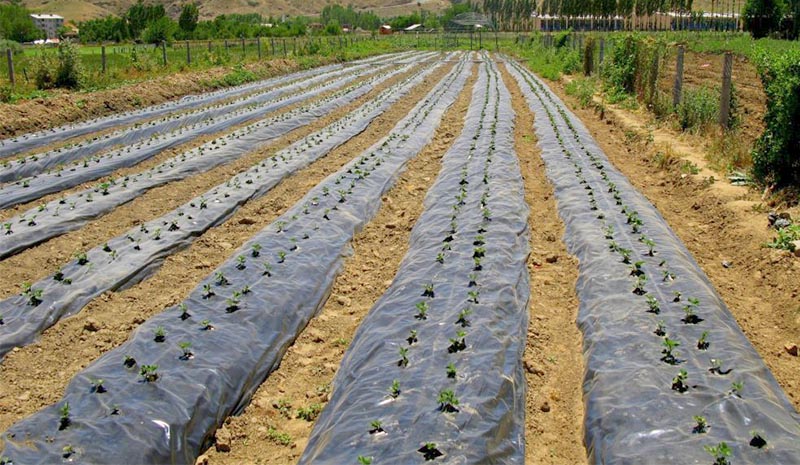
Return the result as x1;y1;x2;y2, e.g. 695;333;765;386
0;47;798;465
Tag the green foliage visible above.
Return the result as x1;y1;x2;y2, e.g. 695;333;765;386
142;16;178;44
676;86;719;132
0;3;42;43
321;4;381;31
78;16;130;43
31;41;85;90
602;34;640;95
743;0;787;38
179;3;200;34
565;77;597;107
765;223;800;250
0;39;23;55
752;47;800;187
126;1;167;39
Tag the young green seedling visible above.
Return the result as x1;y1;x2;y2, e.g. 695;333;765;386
456;308;472;327
645;294;660;314
422;283;435;298
672;369;689;393
226;292;241;313
75;252;89;265
179;342;193;360
277;250;287;263
438;389;460;413
704;442;732;465
215;272;230;286
358;456;373;465
262;262;273;277
123;355;136;368
709;358;731;375
448;331;467;353
630;261;645;277
200;319;214;331
398;347;409;367
389;380;401;398
62;445;75;459
467;290;479;304
153;326;166;343
661;337;681;365
418;443;443;461
236;255;246;270
632;275;647;295
446;363;457;379
415;302;429;320
90;378;106;394
750;430;767;448
178;303;191;321
202;284;215;299
730;381;744;397
693;415;708;434
296;404;322;422
697;331;710;350
140;364;159;382
369;420;384;434
58;402;71;430
619;247;632;264
407;329;418;345
654;320;666;337
251;243;262;257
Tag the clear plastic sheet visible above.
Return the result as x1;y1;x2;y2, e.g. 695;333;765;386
505;57;800;465
0;55;444;360
0;52;470;465
300;55;529;465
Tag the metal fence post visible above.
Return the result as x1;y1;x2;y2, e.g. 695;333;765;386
719;52;733;129
673;45;684;107
6;49;15;86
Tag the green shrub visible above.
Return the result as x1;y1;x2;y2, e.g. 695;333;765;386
602;34;639;95
0;39;23;55
54;41;84;89
676;86;719;133
31;49;58;89
565;77;596;108
751;48;800;187
583;36;596;76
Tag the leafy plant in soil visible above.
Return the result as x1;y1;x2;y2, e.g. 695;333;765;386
140;364;159;382
58;402;71;430
422;283;435;298
456;308;472;327
75;252;89;265
358;456;373;465
398;347;409;367
21;282;43;306
153;326;166;342
697;331;710;350
202;284;215;299
123;355;136;368
704;442;732;465
62;445;75;459
672;369;689;393
438;389;459;413
693;415;708;434
632;275;647;295
226;291;241;312
296;404;322;421
236;255;246;270
730;381;744;397
200;319;214;331
645;294;660;314
750;430;767;448
178;303;191;320
446;363;457;379
369;420;384;434
661;337;681;364
418;443;443;461
90;378;106;394
448;331;467;353
389;380;400;398
415;302;429;320
654;320;666;336
251;243;262;257
179;342;194;360
630;261;645;277
215;272;230;286
708;358;732;375
682;298;703;324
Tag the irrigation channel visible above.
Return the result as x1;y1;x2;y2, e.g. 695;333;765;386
0;51;798;465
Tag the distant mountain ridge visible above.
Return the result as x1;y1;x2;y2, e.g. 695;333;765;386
22;0;449;23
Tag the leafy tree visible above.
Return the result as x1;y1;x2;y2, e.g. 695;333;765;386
179;3;200;35
742;0;786;37
0;3;43;42
126;1;167;39
141;16;177;44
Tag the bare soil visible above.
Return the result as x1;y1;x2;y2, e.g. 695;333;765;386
551;78;800;411
0;59;454;434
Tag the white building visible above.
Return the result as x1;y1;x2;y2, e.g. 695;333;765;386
30;14;64;40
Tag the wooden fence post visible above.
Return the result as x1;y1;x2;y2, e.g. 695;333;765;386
208;40;212;52
241;37;246;58
282;39;287;56
257;37;262;60
6;49;15;86
186;41;191;65
599;37;605;64
673;45;684;107
719;52;733;129
101;45;107;73
161;41;167;66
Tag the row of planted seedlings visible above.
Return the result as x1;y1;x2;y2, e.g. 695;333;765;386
0;53;438;210
0;52;411;159
505;57;800;465
300;54;530;465
0;51;472;465
0;52;419;183
0;56;432;260
0;52;452;360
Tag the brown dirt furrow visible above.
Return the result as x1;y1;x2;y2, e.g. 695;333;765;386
550;82;800;412
0;62;425;301
499;61;587;465
199;64;478;465
0;59;454;434
0;64;397;224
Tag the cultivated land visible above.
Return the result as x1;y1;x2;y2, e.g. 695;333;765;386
0;46;797;465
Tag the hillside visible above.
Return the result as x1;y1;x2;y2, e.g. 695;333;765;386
22;0;450;23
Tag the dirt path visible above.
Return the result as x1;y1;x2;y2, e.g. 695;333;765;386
198;62;478;465
0;64;417;301
549;79;800;411
0;60;454;435
500;61;587;465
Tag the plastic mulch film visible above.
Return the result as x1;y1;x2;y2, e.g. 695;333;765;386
0;56;436;259
505;58;800;465
300;54;530;465
0;53;449;360
0;52;413;159
0;52;471;465
0;54;436;210
0;53;416;184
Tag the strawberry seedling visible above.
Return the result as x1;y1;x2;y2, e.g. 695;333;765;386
704;442;732;465
456;308;472;327
693;415;708;434
697;331;710;350
398;347;409;367
422;283;434;298
661;337;681;365
750;430;767;448
368;420;384;434
179;342;193;360
90;378;106;394
418;443;443;461
406;330;418;345
672;369;688;393
447;331;467;353
389;380;400;398
645;294;660;314
153;326;166;343
415;302;429;320
58;402;71;430
446;363;457;379
438;389;459;413
178;303;191;321
140;364;159;382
